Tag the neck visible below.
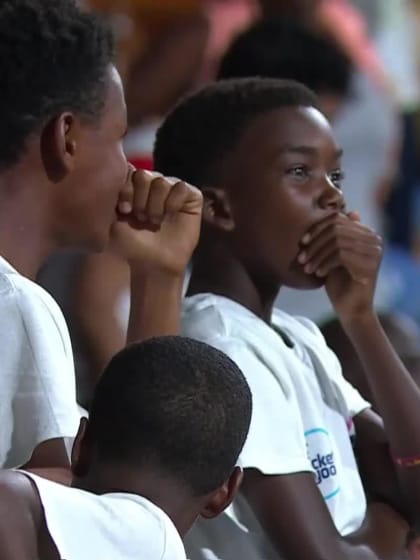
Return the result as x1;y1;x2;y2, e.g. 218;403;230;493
187;245;280;322
0;172;54;279
74;464;200;537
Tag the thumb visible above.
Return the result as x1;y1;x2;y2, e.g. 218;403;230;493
117;164;136;215
347;210;361;223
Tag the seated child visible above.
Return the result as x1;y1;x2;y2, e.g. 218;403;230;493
0;336;252;560
154;77;420;559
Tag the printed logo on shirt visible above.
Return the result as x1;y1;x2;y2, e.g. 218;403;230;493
305;427;340;501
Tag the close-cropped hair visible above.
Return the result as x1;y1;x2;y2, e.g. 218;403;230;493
154;77;318;187
89;336;253;496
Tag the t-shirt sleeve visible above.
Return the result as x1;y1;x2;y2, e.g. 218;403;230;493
296;316;370;421
0;279;80;468
203;335;312;476
162;522;187;560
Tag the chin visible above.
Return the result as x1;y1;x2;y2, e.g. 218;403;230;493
79;231;109;254
284;268;326;290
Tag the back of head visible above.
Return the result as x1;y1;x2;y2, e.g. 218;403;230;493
154;77;317;188
0;0;114;171
218;19;352;99
89;336;252;496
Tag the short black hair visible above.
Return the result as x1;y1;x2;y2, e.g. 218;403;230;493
154;77;317;187
218;19;352;97
89;336;252;496
0;0;114;170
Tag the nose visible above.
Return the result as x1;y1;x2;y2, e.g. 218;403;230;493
318;178;345;212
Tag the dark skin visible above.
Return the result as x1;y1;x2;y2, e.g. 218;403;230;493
0;65;202;470
0;419;241;560
188;106;420;559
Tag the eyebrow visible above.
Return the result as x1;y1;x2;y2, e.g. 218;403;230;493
279;145;343;159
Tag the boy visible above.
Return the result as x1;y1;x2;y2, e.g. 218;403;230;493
218;18;397;322
0;0;202;469
154;77;420;559
0;336;252;559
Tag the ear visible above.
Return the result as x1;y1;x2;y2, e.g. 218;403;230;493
200;467;243;519
71;417;93;478
201;187;235;232
40;113;79;182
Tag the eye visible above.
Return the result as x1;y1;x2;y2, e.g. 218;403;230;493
287;165;309;181
329;169;345;188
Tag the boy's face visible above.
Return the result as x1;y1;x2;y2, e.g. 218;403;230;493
49;65;128;251
222;105;345;289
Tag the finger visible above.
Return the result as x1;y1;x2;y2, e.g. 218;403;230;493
299;222;379;266
301;213;372;246
315;248;379;282
164;180;203;216
306;238;382;277
315;253;367;283
146;177;179;225
302;236;367;275
117;164;136;215
130;169;158;221
347;210;361;222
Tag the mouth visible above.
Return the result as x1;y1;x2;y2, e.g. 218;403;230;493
289;211;344;280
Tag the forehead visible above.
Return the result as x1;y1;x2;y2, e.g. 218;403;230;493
101;65;127;129
230;106;340;166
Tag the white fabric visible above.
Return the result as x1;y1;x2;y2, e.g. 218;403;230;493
21;472;186;560
182;294;369;560
0;256;80;467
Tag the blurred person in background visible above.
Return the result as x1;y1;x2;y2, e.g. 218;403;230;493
321;312;420;409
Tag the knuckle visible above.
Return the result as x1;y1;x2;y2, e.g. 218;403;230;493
174;180;189;191
152;176;171;190
332;222;341;235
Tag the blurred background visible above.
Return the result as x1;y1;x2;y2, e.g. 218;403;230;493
38;0;420;406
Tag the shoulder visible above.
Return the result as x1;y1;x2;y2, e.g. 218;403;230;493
274;308;325;338
3;270;65;320
0;268;71;354
274;309;335;357
97;494;186;559
0;268;65;326
0;469;40;505
0;470;43;546
140;499;186;560
182;293;238;338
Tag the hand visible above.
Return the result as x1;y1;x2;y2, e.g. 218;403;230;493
299;212;383;321
110;167;203;275
356;503;408;560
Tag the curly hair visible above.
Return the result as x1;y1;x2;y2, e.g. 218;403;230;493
154;77;318;187
90;336;252;496
0;0;114;170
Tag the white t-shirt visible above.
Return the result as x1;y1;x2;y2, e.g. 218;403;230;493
0;256;80;467
182;294;369;560
21;472;186;560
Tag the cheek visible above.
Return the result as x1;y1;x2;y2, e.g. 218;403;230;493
90;143;127;200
